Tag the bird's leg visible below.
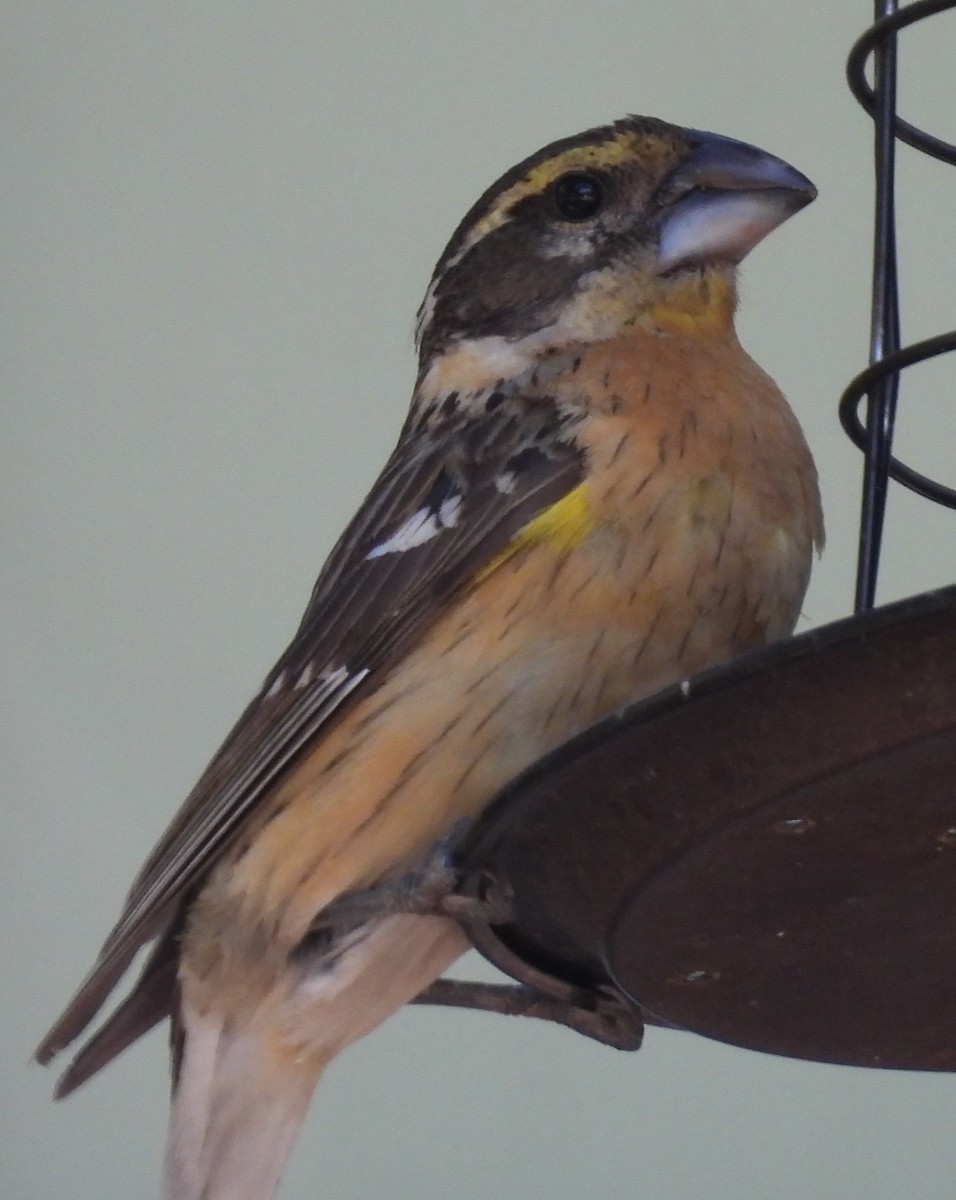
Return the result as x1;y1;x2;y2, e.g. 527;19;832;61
302;828;643;1050
306;822;513;943
410;978;645;1051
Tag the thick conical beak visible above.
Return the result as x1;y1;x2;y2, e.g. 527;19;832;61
656;129;816;273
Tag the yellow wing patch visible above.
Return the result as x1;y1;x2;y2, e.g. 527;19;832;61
471;483;595;586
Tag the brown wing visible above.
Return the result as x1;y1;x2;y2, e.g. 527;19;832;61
37;393;585;1089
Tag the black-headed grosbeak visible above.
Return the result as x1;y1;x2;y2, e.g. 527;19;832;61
36;115;822;1200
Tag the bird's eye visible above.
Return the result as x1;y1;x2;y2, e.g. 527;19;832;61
552;172;604;221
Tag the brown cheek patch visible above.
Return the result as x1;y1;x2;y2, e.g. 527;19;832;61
427;224;586;350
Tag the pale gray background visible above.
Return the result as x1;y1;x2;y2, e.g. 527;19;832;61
5;3;956;1198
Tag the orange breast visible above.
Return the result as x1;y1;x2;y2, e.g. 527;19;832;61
185;322;821;1001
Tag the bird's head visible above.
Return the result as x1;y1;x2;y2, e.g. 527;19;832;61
415;115;815;368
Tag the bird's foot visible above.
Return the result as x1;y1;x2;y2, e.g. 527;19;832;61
307;824;513;943
410;978;644;1051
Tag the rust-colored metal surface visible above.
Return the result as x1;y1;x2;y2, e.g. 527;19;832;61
459;585;956;1070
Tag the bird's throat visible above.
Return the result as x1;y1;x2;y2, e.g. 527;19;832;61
647;268;737;337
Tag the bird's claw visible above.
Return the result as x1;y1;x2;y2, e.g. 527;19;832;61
411;979;644;1051
308;826;514;943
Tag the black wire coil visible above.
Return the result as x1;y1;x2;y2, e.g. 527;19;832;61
841;0;956;613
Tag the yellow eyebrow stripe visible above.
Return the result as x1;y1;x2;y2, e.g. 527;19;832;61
456;132;646;263
471;483;595;585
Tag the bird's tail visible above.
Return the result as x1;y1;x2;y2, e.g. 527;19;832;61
164;913;469;1200
163;1002;326;1200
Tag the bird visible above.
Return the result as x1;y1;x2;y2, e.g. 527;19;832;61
36;114;823;1200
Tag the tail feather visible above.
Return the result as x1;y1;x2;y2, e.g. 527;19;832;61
50;919;181;1098
164;914;469;1200
163;1003;324;1200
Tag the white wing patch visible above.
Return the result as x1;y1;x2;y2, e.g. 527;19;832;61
438;494;462;526
264;670;287;699
261;662;350;701
494;471;516;494
365;494;462;559
295;662;315;690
